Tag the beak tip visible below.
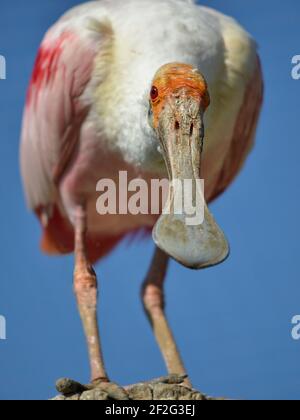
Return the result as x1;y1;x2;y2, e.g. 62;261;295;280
152;214;230;270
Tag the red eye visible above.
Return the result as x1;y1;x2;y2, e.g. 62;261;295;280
150;86;159;101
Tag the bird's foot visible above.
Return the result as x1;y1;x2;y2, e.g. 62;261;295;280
147;373;190;386
89;378;130;400
55;378;129;400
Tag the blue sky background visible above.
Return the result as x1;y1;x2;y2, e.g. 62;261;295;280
0;0;300;400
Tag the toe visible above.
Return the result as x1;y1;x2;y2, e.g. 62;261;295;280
93;381;130;400
149;374;189;385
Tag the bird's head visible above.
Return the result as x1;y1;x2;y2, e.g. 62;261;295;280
149;62;210;132
149;63;229;269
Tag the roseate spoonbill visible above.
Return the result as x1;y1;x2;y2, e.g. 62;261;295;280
20;0;263;389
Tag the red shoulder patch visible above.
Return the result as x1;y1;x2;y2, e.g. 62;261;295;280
26;32;73;107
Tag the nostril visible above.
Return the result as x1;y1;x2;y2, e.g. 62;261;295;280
175;121;180;130
190;123;194;137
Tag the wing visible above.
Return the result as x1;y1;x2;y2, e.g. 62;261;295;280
20;8;118;258
20;8;113;213
210;56;263;202
200;7;264;202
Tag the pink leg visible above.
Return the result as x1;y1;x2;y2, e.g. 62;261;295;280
142;247;191;387
73;205;108;383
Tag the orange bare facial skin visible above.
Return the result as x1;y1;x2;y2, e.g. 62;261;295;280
150;63;210;129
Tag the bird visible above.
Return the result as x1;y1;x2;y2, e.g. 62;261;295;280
20;0;263;389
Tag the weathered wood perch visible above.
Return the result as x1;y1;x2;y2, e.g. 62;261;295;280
52;375;225;401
